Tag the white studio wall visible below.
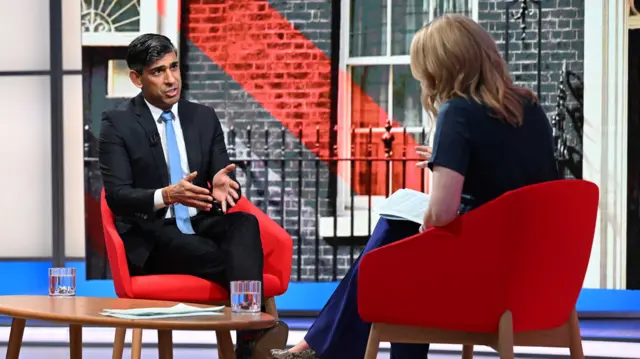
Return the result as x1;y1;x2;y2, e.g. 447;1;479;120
0;0;53;257
63;0;85;258
0;0;84;259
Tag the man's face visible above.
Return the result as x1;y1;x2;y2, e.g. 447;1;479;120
130;51;181;109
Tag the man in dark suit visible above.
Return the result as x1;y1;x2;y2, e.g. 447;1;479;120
98;33;287;358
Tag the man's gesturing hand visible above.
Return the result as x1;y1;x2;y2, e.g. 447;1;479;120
212;164;240;213
163;171;213;211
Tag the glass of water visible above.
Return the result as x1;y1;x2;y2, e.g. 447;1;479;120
48;267;76;296
230;280;261;313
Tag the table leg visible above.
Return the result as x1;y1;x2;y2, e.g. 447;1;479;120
69;324;82;359
216;330;235;359
112;328;126;359
157;330;173;359
5;318;25;359
131;328;143;359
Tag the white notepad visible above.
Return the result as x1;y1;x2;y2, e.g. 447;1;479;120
374;188;430;225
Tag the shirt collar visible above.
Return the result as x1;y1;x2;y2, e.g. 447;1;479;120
144;98;179;123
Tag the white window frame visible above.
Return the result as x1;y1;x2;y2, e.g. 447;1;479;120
335;0;478;217
82;0;158;47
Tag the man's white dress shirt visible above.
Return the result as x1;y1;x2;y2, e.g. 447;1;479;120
146;99;198;219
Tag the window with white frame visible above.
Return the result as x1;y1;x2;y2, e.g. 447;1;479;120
81;0;158;46
338;0;477;204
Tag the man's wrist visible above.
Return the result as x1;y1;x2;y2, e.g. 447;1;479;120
162;186;173;206
153;188;167;211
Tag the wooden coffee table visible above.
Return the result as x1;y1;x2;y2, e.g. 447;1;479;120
0;295;276;359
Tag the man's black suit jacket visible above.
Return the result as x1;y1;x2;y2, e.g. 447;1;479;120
98;93;240;271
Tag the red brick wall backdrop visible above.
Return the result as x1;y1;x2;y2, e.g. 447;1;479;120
187;0;333;154
182;0;343;281
179;0;587;281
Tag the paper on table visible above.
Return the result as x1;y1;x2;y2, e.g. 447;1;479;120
374;188;430;225
99;303;225;319
100;311;224;320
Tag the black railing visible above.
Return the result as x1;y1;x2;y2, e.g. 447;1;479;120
505;0;542;100
82;121;428;282
224;121;428;281
552;61;584;179
503;0;583;178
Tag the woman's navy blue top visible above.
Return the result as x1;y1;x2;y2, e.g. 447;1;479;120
427;96;560;213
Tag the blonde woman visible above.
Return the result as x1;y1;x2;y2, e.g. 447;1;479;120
271;14;558;359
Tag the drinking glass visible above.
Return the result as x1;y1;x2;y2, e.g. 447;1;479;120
48;267;76;296
230;280;261;313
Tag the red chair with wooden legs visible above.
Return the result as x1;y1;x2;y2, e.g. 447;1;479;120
100;189;293;359
358;179;599;359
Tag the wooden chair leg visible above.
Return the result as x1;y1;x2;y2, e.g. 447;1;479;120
462;344;474;359
568;309;584;359
364;324;381;359
131;328;143;359
216;330;236;359
497;311;514;359
69;324;83;359
112;328;126;359
6;318;26;359
158;330;173;359
265;297;278;320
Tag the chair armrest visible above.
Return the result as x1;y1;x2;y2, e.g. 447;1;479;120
100;190;134;298
230;197;293;295
358;218;508;333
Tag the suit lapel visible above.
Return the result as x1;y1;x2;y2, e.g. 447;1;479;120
133;93;170;186
177;99;202;175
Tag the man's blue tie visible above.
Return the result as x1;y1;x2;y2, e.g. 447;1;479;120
161;110;195;234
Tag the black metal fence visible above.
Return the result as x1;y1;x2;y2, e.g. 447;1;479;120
552;61;584;179
83;122;429;282
224;122;428;281
504;0;583;179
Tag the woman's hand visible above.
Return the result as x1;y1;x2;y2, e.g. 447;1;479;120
415;145;432;168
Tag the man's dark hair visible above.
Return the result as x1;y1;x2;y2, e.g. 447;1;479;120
126;33;177;73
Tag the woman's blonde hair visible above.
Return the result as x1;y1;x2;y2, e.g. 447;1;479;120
410;14;537;126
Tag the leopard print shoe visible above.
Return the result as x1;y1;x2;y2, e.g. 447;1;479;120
269;349;318;359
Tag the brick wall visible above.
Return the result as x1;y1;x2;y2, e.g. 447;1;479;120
182;0;339;281
180;0;585;282
477;0;584;114
478;0;584;179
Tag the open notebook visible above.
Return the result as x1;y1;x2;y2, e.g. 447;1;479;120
374;188;430;225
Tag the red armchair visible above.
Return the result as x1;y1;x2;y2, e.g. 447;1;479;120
358;179;599;359
100;189;293;358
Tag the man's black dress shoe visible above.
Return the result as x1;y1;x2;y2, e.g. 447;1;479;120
235;320;289;359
